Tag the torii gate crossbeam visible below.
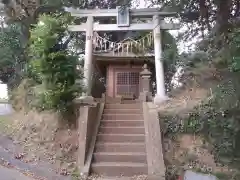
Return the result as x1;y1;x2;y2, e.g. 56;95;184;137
65;7;178;17
69;21;180;31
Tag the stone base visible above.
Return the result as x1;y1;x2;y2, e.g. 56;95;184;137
74;96;96;106
139;91;153;102
147;175;165;180
153;95;170;105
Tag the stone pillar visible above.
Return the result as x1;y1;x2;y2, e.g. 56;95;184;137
74;97;96;177
139;64;152;102
84;16;94;96
153;15;168;104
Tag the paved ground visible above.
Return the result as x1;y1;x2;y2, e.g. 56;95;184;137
0;134;72;180
0;165;34;180
0;103;31;179
0;103;13;115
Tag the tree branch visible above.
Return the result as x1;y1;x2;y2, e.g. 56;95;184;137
15;0;30;17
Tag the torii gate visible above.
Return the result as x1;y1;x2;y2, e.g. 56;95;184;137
66;7;180;103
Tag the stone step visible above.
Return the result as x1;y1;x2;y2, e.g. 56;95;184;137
101;120;144;127
121;100;141;104
95;142;146;153
104;109;142;114
105;103;141;109
97;134;145;143
91;162;147;177
93;152;147;163
99;127;145;134
102;114;143;120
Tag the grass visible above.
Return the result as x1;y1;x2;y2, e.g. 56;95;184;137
71;167;80;180
213;172;231;180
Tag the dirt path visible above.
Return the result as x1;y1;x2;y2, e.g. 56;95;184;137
0;134;71;180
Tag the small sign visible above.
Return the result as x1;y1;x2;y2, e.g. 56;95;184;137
117;6;130;27
86;35;92;40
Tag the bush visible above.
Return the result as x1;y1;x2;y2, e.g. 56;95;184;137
162;68;240;167
28;14;82;114
229;28;240;71
184;73;240;165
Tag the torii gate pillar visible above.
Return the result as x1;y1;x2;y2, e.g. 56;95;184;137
153;15;168;104
83;16;94;96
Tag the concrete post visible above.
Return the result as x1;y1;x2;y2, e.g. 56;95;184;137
153;15;168;104
74;97;96;178
84;16;94;96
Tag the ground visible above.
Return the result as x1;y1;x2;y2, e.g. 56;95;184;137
0;104;76;179
0;165;33;180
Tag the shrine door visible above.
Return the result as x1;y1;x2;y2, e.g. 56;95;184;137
115;70;140;98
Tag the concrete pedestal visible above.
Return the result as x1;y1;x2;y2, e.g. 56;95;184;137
153;94;170;105
75;96;95;106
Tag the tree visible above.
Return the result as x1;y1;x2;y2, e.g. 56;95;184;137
28;14;82;113
155;0;239;35
0;22;26;87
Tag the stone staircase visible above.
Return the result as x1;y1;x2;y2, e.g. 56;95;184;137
90;101;148;177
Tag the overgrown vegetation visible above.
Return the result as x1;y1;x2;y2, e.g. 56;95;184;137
163;76;240;179
162;28;240;179
190;29;240;164
28;14;82;115
230;28;240;71
0;22;26;88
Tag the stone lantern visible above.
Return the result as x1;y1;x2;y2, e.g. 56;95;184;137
139;64;152;101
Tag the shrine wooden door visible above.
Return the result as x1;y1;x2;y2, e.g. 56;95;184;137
114;70;140;98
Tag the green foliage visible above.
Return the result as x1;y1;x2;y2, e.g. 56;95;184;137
229;28;240;71
28;14;82;113
179;51;210;68
162;31;179;66
0;23;26;86
184;75;240;165
163;70;240;167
